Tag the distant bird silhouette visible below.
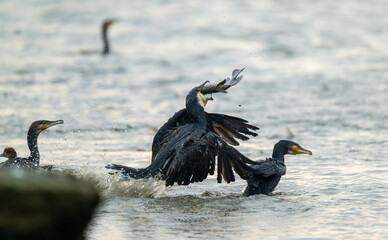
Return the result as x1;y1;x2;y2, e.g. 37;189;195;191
79;19;115;55
101;19;115;55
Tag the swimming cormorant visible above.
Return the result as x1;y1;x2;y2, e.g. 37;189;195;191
243;140;312;196
102;19;115;55
79;19;115;55
0;120;64;169
106;69;261;186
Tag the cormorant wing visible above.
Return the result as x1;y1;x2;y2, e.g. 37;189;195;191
108;126;220;186
151;110;259;162
206;113;259;146
107;125;266;187
249;159;286;178
161;130;219;186
160;130;268;186
151;109;189;162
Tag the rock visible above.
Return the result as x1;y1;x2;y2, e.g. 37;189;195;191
0;169;100;240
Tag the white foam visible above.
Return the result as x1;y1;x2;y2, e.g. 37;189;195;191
81;170;167;198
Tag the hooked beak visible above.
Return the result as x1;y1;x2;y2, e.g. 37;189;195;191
41;120;64;131
198;81;212;107
293;145;312;155
105;18;116;25
0;154;4;158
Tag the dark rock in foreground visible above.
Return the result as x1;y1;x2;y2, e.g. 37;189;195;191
0;169;100;240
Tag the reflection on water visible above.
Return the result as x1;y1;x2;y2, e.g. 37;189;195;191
1;0;388;239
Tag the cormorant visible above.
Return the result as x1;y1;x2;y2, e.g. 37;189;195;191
151;68;258;160
101;19;115;55
0;120;64;169
79;19;115;55
243;140;312;196
106;69;261;186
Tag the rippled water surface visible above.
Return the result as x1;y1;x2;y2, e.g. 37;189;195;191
1;0;387;239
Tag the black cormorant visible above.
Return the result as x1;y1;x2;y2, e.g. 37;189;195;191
243;140;312;196
79;19;115;55
0;120;64;169
102;19;115;55
106;69;261;186
150;68;258;160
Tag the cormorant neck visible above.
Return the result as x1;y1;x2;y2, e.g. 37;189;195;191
27;128;40;163
272;142;287;162
187;103;207;127
186;90;207;127
102;27;109;54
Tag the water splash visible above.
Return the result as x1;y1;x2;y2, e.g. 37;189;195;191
82;171;166;198
42;165;166;198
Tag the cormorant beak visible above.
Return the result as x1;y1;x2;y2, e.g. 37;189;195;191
41;120;64;131
0;154;4;158
104;19;116;27
197;81;211;107
291;145;312;155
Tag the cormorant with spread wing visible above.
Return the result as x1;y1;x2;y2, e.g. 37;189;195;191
106;69;260;186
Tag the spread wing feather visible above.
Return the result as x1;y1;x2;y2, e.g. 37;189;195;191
162;132;219;186
151;110;259;161
206;113;259;146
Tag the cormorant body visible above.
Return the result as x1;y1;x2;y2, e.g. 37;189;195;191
106;69;261;186
0;120;64;169
243;140;312;196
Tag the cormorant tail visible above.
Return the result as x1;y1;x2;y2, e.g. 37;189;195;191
105;164;156;179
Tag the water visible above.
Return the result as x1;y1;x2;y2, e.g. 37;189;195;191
1;0;387;239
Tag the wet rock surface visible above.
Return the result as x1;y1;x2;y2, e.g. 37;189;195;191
0;169;100;240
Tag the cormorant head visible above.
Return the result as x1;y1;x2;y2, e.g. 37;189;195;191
29;120;64;135
196;81;213;107
273;140;312;157
0;147;17;159
102;19;115;31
